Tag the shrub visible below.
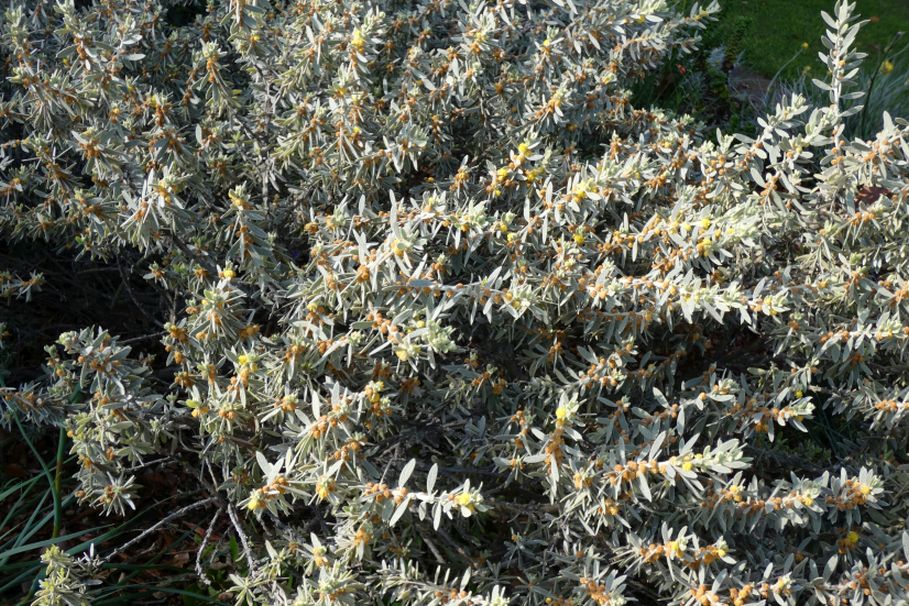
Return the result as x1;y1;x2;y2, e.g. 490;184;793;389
3;0;909;604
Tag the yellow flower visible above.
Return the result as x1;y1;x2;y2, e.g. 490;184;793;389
666;540;683;559
229;191;249;209
391;239;409;257
316;477;335;501
312;546;328;567
525;167;544;183
573;232;585;245
455;491;475;511
237;354;250;365
246;491;265;511
350;29;366;53
801;42;809;50
881;59;895;75
681;461;694;472
555;405;569;421
845;530;860;545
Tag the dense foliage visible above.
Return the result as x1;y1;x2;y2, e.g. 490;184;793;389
2;0;909;604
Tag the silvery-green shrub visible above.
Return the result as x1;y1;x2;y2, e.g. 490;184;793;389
3;0;909;604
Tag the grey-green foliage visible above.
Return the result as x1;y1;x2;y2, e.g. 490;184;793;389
2;0;909;604
31;546;92;606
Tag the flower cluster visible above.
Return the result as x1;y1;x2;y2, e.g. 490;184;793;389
3;0;909;604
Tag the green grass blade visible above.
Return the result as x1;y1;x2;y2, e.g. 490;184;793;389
0;524;112;560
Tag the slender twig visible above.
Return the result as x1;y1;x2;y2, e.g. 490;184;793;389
226;503;256;573
103;497;217;563
195;509;222;587
201;459;222;496
117;261;158;327
169;234;217;275
485;498;560;515
421;532;446;564
118;331;166;346
122;456;171;472
434;527;472;563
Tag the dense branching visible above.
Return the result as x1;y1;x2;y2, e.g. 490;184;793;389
2;0;909;604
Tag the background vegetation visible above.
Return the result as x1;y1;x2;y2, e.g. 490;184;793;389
703;0;909;78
